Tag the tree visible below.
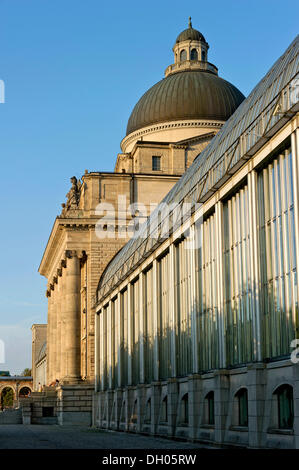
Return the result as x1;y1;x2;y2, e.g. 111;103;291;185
1;388;14;409
20;368;32;377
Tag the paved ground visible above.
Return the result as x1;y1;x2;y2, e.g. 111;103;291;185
0;425;207;449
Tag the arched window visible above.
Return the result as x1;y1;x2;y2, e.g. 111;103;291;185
180;49;187;62
274;385;294;429
202;50;206;61
131;399;137;424
145;398;151;423
236;388;248;427
161;396;168;423
205;391;215;425
19;387;31;398
190;48;198;61
181;394;189;424
120;400;126;422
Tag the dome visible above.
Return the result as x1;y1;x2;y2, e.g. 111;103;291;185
176;27;206;43
126;70;245;135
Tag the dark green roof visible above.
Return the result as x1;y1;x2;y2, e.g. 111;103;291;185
176;26;206;43
126;70;245;135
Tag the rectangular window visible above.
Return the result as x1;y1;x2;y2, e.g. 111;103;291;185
131;279;140;385
152;156;161;171
208;393;215;425
223;184;253;367
144;267;154;383
258;145;297;359
175;240;192;376
158;253;172;380
196;211;219;371
120;289;128;387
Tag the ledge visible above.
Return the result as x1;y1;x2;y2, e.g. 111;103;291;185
229;425;249;432
267;428;294;435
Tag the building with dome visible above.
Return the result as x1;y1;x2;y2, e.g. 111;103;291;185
32;21;245;427
94;35;299;448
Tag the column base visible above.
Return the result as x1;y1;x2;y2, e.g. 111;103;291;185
61;376;83;385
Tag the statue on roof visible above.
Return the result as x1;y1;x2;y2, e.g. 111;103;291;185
61;176;82;216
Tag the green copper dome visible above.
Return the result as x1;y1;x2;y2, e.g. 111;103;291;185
176;17;206;43
176;27;206;43
126;70;245;135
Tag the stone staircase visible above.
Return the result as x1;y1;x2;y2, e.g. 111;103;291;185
0;408;22;424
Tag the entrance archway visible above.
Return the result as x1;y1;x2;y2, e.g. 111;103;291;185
19;387;31;398
1;387;15;409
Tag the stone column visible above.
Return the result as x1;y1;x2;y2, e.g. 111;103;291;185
167;378;178;438
247;363;266;448
64;250;81;382
214;369;229;445
51;276;58;383
56;268;62;379
46;286;54;385
60;259;67;379
188;374;201;440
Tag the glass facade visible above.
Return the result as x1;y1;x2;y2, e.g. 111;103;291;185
258;146;297;359
97;142;298;389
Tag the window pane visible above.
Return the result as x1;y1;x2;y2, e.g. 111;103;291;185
152;156;161;171
238;389;248;427
277;386;294;429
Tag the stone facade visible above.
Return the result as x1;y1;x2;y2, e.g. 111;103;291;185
31;324;47;390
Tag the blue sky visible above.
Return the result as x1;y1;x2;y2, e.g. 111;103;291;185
0;0;298;374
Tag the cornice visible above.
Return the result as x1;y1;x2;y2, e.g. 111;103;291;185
121;119;224;152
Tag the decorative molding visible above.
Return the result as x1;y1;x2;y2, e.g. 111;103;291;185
121;119;224;152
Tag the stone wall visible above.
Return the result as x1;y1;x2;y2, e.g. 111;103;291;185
94;360;299;449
